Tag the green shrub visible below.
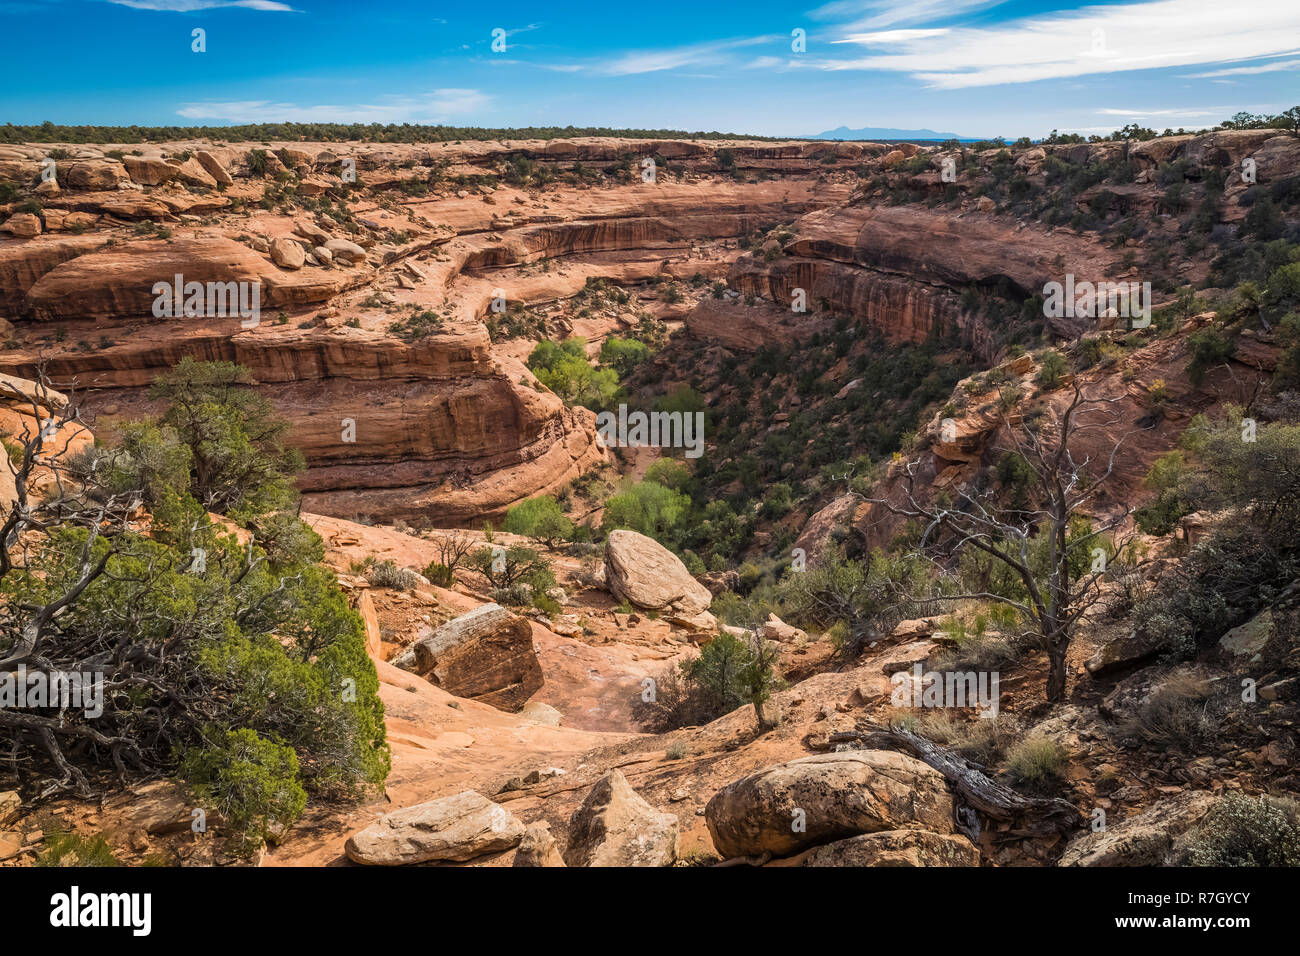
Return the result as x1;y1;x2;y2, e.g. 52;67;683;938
2;360;389;822
468;544;554;594
181;728;308;855
633;631;780;732
423;562;455;587
601;480;690;545
1186;327;1235;385
600;336;650;376
643;457;691;491
1180;792;1300;866
1035;350;1069;389
528;337;620;410
532;590;562;617
503;495;573;547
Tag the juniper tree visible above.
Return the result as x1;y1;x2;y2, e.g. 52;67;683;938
869;382;1135;701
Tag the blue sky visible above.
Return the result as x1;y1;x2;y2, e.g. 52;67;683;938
2;0;1297;137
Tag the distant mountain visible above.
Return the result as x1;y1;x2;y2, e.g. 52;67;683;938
810;125;977;142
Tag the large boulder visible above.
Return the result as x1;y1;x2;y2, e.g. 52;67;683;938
324;238;367;264
603;529;716;630
344;791;524;865
270;236;305;271
63;160;128;190
563;770;678;867
122;155;178;186
803;829;978;867
1;213;41;238
1059;792;1216;866
705;750;955;859
195;150;234;187
171;157;218;189
390;603;543;712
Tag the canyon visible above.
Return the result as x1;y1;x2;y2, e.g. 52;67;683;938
2;125;1298;869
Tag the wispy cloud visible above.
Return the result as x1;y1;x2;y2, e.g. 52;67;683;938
108;0;295;11
597;35;780;76
1187;57;1300;78
1095;106;1234;118
175;90;490;123
809;0;1008;31
819;0;1300;89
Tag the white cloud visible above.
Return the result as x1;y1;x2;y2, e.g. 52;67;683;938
1188;57;1300;78
834;29;950;46
810;0;1007;31
1096;106;1232;118
109;0;295;10
597;35;780;76
175;90;490;123
820;0;1300;89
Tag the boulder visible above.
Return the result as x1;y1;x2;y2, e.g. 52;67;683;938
389;603;543;712
122;155;178;186
512;822;566;867
1059;791;1216;866
294;220;330;244
1;213;41;238
756;613;806;643
297;177;331;197
1183;129;1281;170
1085;628;1164;675
172;157;218;189
112;779;204;836
313;246;333;265
324;238;367;263
0;832;22;862
1218;608;1277;660
194;151;234;187
803;829;979;867
563;770;678;867
344;791;524;865
603;529;716;630
705;750;955;859
874;639;937;674
270;236;305;270
519;700;563;726
63;160;128;190
278;146;315;167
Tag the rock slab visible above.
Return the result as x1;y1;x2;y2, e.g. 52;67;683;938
345;791;524;865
